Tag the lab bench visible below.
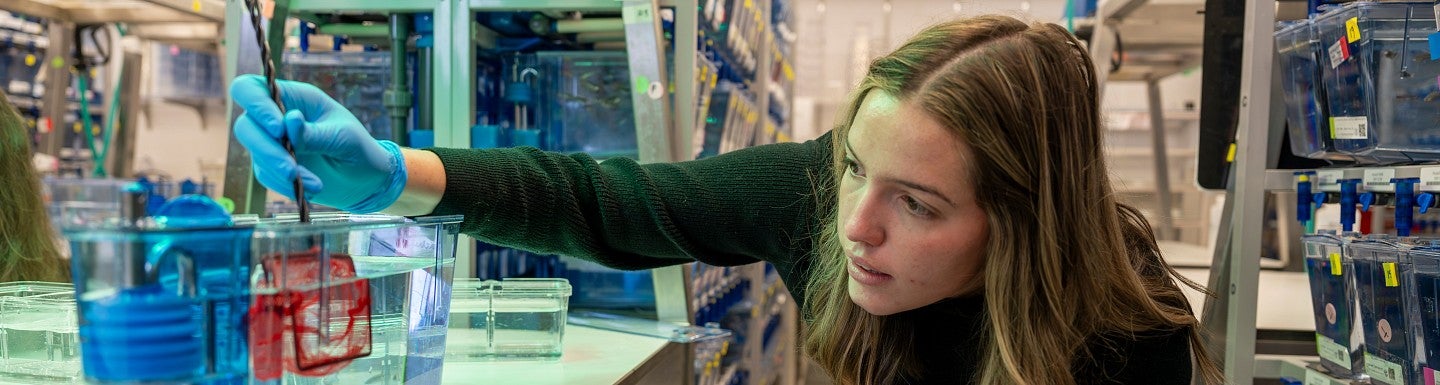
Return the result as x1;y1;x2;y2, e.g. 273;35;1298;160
442;324;680;385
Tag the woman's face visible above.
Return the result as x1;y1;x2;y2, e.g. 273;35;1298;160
837;91;989;316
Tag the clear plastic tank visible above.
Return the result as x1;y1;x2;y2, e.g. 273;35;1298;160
63;209;462;385
1348;236;1422;385
447;278;571;361
0;281;81;384
1301;232;1366;378
1276;19;1343;160
1316;2;1440;162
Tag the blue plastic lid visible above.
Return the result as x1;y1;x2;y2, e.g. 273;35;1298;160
153;194;232;228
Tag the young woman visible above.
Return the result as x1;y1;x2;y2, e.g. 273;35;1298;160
0;91;68;283
231;15;1222;384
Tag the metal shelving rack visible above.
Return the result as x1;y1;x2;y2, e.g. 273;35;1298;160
1189;0;1306;383
0;0;225;174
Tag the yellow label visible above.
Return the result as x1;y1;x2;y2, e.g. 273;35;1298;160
1226;143;1237;162
1299;174;1311;182
1384;262;1399;287
744;0;753;8
192;0;202;12
24;54;35;67
72;122;82;133
51;57;64;69
1331;253;1343;276
1329;117;1337;138
90;68;98;77
1346;17;1361;43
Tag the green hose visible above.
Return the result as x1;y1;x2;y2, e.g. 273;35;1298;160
1065;0;1075;32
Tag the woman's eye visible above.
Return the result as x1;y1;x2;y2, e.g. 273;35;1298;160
902;196;932;217
844;159;866;178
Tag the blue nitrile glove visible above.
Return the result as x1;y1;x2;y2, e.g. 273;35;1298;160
230;74;406;214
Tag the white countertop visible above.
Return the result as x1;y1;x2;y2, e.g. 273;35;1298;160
1175;267;1316;332
441;325;676;385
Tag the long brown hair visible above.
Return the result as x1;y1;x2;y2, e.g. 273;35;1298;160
0;91;68;283
801;16;1222;384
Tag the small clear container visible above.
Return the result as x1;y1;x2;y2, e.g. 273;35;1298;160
1348;236;1421;385
1315;2;1440;162
1276;19;1343;160
448;278;572;361
0;281;81;384
1301;232;1366;377
283;51;398;141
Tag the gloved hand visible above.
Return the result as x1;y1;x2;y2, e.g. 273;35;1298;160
230;74;406;214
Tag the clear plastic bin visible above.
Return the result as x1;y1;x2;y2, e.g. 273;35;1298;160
63;211;462;385
0;281;81;384
150;44;223;100
505;52;639;159
1276;19;1342;160
1408;243;1440;384
283;52;398;142
247;214;462;385
1348;236;1421;385
1301;232;1366;378
1316;2;1440;162
42;177;136;228
447;278;571;361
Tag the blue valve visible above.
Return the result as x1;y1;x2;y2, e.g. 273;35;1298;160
1339;179;1362;232
1395;178;1419;236
1296;172;1315;223
1360;192;1376;212
1313;192;1329;211
1421;193;1436;214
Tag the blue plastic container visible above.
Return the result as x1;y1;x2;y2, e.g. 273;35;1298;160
1316;2;1440;162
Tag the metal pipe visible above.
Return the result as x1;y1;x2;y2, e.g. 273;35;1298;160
417;46;433;131
316;23;389;38
386;14;411;146
575;31;626;43
554;18;624;33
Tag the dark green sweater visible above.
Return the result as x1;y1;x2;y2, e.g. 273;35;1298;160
426;132;1193;384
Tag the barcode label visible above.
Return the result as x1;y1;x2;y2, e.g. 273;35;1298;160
1422;167;1440;187
1365;169;1396;192
1332;116;1369;139
1317;170;1345;192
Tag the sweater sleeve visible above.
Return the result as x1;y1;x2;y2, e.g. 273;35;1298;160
423;132;834;272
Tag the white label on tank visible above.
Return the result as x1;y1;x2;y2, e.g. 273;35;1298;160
1307;368;1333;385
1316;334;1352;370
1365;352;1407;385
1421;168;1440;190
1318;170;1345;192
1365;168;1397;192
1332;116;1369;140
1330;39;1347;69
